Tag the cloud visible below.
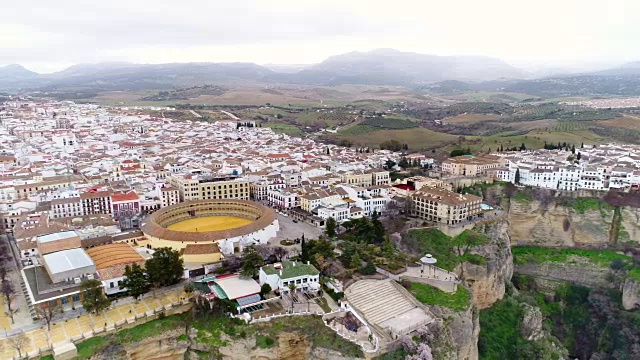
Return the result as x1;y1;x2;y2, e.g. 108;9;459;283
1;0;639;72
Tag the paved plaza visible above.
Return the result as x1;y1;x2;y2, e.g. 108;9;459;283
0;288;189;359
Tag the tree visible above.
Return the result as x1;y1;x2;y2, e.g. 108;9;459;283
571;144;576;154
577;152;582;161
254;244;273;260
217;255;242;274
260;283;272;297
360;261;377;275
146;247;184;288
383;159;396;170
241;247;264;278
273;246;289;262
2;280;17;324
184;282;195;295
122;263;149;300
350;252;362;269
301;236;309;263
325;217;337;238
81;279;111;314
8;333;28;358
36;302;61;330
514;168;521;184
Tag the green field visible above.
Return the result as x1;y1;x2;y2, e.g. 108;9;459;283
264;123;306;136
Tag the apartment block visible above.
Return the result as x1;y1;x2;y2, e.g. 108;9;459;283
168;174;250;201
410;187;482;225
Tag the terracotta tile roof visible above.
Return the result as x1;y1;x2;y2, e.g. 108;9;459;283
85;243;145;270
111;191;139;202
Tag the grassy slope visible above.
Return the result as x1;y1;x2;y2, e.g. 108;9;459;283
408;282;471;312
512;246;632;267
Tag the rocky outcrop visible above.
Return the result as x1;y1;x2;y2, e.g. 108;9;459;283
508;199;614;247
515;259;614;289
619;207;640;244
214;332;360;360
90;330;189;360
460;221;514;310
430;303;479;360
520;304;544;341
622;277;640;310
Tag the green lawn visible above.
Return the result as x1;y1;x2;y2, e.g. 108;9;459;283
404;229;460;271
75;336;108;360
264;123;305;136
512;246;632;268
116;314;185;344
408;282;471;312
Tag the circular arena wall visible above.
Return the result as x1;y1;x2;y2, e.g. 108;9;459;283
141;199;279;255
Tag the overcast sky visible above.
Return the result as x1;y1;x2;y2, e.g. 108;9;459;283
1;0;638;73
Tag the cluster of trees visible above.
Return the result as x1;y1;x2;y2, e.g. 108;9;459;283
80;247;185;316
450;148;472;157
542;141;582;152
341;213;386;245
236;122;258;128
300;237;339;276
397;157;425;169
0;242;18;325
380;140;409;151
495;143;527;152
215;244;289;279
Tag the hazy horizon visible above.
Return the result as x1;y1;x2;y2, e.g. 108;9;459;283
2;0;638;73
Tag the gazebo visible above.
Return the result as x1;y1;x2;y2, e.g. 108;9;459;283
419;254;437;278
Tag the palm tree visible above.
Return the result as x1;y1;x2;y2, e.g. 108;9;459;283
288;283;297;312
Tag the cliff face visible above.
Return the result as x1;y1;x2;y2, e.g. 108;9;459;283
514;260;614;289
430;304;479;360
622;277;640;311
461;221;514;310
90;330;189;360
508;200;614;247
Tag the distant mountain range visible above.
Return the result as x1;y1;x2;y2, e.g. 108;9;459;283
3;48;640;96
0;49;528;92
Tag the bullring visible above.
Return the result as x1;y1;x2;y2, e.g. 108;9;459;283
141;199;279;257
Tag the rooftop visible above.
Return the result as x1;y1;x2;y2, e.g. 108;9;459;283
85;243;145;270
261;261;319;279
213;275;260;300
42;248;95;274
36;230;79;243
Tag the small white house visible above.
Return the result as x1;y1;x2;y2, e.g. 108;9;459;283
259;261;320;294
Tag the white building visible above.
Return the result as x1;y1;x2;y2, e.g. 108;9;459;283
259;261;320;293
